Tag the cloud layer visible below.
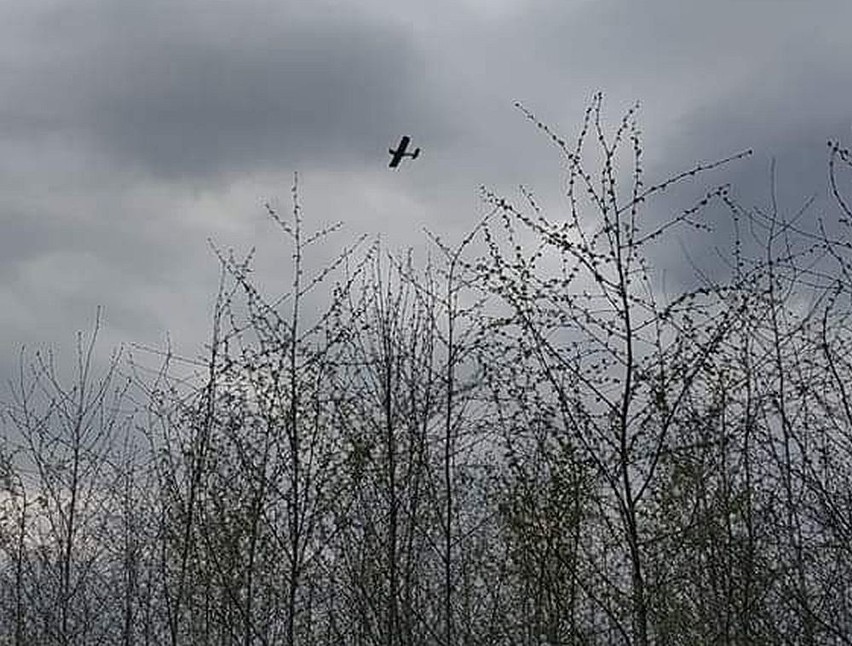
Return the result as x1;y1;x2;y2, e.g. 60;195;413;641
1;0;850;395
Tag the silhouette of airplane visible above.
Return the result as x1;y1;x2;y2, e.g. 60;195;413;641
389;136;420;168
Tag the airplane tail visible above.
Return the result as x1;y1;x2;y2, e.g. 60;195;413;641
412;147;420;159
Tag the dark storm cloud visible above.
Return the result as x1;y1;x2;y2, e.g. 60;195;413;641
638;18;852;289
1;0;851;406
1;0;441;179
470;0;852;292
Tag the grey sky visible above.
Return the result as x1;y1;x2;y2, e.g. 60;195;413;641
1;0;851;392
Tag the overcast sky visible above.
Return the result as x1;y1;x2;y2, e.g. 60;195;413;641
1;0;851;394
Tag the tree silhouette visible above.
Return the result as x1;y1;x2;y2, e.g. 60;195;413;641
3;96;852;645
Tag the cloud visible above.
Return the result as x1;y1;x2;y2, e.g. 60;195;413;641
1;0;447;180
1;0;851;403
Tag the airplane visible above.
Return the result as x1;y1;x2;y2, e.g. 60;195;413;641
388;135;420;168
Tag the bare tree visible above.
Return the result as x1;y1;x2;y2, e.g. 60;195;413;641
9;99;852;646
0;311;135;645
473;93;753;645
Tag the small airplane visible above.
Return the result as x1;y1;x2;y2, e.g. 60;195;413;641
388;135;420;168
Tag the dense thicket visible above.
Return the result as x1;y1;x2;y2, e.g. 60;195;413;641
3;96;852;645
